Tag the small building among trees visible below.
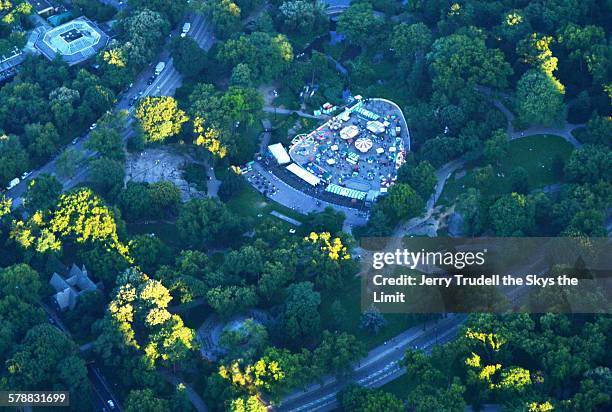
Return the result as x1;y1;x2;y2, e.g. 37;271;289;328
49;264;98;310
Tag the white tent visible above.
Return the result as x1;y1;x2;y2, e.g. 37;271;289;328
354;137;373;153
340;125;359;140
268;143;290;165
366;120;386;134
286;163;321;186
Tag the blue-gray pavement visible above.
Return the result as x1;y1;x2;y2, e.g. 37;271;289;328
277;314;467;412
249;162;368;231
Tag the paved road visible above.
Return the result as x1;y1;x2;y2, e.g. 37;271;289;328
41;303;122;411
248;162;368;230
5;12;215;209
162;372;209;412
263;106;328;120
277;314;466;412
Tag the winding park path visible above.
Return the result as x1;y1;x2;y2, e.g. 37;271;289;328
475;85;584;148
263;106;328;120
395;89;587;237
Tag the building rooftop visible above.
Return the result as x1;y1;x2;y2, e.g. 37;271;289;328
35;16;109;65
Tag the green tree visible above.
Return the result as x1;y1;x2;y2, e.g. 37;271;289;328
129;234;171;274
0;82;49;134
217;32;293;84
218;171;246;201
6;324;78;388
117;182;152;222
23;174;61;214
483;129;509;165
575;116;612;148
391;22;432;61
489;193;535;236
230;63;253;87
303;207;345;234
129;0;187;24
428;33;512;103
0;264;42;303
0;134;28;186
564;145;611;184
397;160;437;199
171;36;208;78
206;285;258;318
339;385;403;412
359;307;387;335
204;0;241;39
314;331;365;378
149;181;182;217
456;188;484;235
279;0;327;35
177;198;245;249
283;282;320;345
508;167;529;194
23;122;60;163
86;123;126;161
219;319;269;363
516;70;565;126
125;388;170;412
55;148;83;179
337;2;384;49
89;157;126;198
381;183;425;223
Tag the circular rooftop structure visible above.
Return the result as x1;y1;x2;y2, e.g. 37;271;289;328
282;97;411;204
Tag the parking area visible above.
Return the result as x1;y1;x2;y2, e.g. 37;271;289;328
246;162;368;230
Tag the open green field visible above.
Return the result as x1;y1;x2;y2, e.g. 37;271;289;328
320;277;419;349
440;135;574;204
225;184;305;223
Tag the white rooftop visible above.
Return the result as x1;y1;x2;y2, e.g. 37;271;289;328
268;143;291;165
286;163;321;186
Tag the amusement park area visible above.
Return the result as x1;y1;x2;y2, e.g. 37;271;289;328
263;97;410;208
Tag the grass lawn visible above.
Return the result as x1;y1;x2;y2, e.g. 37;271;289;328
440;135;574;204
225;184;305;223
320;277;420;350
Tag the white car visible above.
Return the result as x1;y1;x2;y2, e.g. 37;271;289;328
289;228;296;234
21;171;31;179
107;400;115;409
89;123;97;130
181;22;191;37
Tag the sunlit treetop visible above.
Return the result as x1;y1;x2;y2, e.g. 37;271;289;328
304;232;350;260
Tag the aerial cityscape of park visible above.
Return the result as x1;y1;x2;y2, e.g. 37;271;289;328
0;0;610;411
